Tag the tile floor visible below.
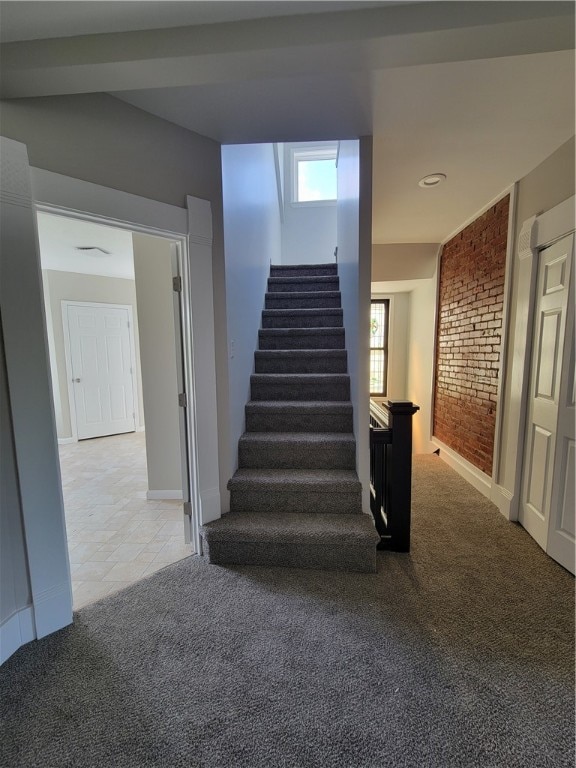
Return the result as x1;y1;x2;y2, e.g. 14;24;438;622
59;431;192;609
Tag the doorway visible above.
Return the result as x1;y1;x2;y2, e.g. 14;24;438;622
519;232;575;573
37;211;193;607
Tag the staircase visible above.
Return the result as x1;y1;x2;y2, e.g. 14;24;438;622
200;263;379;573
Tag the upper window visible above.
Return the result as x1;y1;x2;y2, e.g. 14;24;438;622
370;299;389;397
292;146;337;204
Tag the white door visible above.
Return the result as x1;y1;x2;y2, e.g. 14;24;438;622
520;233;575;573
66;303;136;439
546;237;575;573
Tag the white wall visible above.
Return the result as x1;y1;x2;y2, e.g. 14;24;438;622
133;233;182;496
338;138;372;513
372;277;438;455
221;143;282;503
280;142;337;265
41;269;145;439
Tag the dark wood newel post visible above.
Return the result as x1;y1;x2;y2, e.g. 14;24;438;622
384;400;419;552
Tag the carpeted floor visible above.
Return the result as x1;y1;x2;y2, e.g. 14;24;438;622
1;455;574;768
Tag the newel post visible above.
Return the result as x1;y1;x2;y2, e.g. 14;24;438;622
386;400;420;552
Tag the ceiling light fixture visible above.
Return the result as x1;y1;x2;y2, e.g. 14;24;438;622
76;246;112;255
418;173;446;188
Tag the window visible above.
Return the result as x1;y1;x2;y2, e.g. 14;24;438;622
370;299;389;396
292;146;337;204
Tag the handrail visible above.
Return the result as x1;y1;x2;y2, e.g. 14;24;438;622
369;398;419;552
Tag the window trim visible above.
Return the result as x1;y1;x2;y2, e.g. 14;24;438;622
370;298;389;397
291;145;338;207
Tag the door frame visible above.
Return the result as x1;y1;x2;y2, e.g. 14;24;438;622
61;300;140;442
507;194;576;523
31;168;222;554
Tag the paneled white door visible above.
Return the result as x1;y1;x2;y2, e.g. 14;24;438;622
66;303;136;440
520;233;575;573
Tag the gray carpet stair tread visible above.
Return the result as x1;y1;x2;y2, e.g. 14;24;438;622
245;400;352;414
270;263;337;272
239;431;355;445
228;468;361;492
201;512;379;545
259;327;344;335
251;373;350;384
265;291;341;300
262;308;343;317
268;276;338;286
255;350;346;360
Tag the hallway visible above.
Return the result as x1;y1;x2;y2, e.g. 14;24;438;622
60;432;191;608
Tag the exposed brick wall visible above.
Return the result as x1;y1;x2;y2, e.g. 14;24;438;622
433;195;509;475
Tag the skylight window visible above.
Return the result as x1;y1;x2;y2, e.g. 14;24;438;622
292;146;337;204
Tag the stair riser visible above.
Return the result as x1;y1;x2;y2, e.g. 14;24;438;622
268;279;339;293
265;294;341;309
270;266;337;277
202;539;377;573
245;412;353;433
230;490;362;514
258;331;345;350
254;356;347;374
239;441;356;470
251;380;350;401
262;312;343;329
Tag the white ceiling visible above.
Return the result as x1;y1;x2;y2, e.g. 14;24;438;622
2;1;574;250
37;213;135;280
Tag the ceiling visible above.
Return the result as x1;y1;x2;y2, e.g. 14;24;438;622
2;1;574;252
37;213;135;280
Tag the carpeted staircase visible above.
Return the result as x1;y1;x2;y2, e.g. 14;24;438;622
201;263;379;572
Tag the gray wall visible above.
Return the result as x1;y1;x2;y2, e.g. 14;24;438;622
498;136;576;493
0;321;33;630
0;92;230;508
42;269;145;439
221;143;282;499
133;233;182;494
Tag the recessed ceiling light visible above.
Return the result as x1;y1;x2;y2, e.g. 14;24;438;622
418;173;447;188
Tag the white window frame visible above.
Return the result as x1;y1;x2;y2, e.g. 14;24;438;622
291;145;338;207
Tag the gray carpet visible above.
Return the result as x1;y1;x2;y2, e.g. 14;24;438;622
1;455;574;767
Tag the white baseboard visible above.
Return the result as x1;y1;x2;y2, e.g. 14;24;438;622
431;438;492;499
491;484;516;521
33;581;73;639
146;490;183;501
136;426;145;433
1;605;36;665
58;437;76;445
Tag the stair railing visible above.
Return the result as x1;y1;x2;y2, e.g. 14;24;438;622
369;399;419;552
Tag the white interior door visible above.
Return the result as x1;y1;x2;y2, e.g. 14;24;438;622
66;303;136;440
546;237;575;573
520;233;574;572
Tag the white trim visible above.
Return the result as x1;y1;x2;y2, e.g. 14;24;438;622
28;168;217;566
535;195;576;248
432;438;492;498
61;300;139;441
491;184;517;486
31;168;187;236
0;606;36;665
505;196;575;522
1;138;73;648
146;490;183;501
491;483;514;520
58;437;76;445
136;425;145;433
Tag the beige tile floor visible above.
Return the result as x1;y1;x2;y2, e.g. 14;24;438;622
59;431;192;609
